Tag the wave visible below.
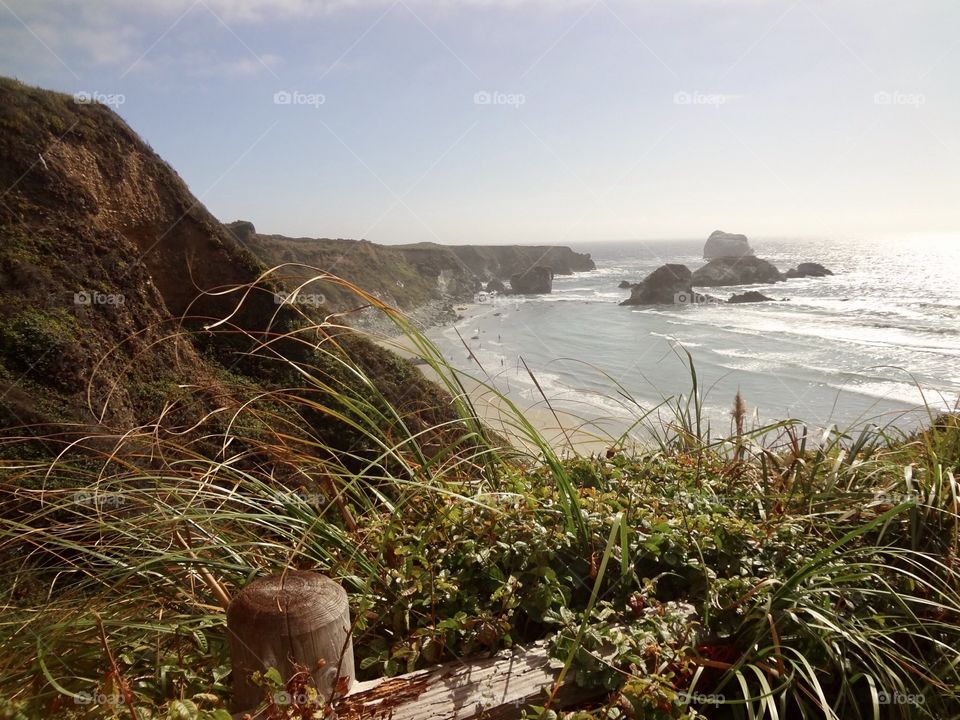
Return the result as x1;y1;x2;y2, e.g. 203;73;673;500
672;313;960;355
649;332;702;347
707;348;785;374
826;380;956;408
539;293;623;303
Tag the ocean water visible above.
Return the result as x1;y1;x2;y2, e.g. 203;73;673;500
426;237;960;439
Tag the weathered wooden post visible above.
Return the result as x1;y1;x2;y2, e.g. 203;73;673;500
227;571;355;712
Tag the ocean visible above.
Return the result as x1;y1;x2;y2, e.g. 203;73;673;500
425;236;960;440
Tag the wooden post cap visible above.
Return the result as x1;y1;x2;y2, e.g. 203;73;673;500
227;571;355;712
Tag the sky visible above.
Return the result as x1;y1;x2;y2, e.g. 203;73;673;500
1;0;958;245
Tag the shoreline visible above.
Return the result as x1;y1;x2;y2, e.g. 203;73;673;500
373;301;620;455
367;280;955;451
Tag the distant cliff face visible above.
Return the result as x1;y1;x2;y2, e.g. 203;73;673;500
438;244;595;279
238;230;595;323
233;231;479;327
0;77;455;447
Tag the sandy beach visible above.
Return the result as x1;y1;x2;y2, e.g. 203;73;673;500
372;303;626;456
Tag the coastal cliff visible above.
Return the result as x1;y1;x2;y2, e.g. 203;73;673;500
236;227;595;326
0;77;457;449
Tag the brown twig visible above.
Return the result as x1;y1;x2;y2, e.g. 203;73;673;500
173;527;232;610
767;612;785;679
95;615;138;720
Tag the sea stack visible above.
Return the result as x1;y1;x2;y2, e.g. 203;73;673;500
510;266;553;294
692;256;783;287
784;262;834;279
620;264;706;305
703;230;753;260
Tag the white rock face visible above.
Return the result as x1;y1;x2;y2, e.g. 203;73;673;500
703;230;753;260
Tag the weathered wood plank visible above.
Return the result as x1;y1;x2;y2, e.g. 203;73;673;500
231;639;594;720
231;603;698;719
330;640;601;720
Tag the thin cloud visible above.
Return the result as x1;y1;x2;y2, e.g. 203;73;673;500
32;0;600;24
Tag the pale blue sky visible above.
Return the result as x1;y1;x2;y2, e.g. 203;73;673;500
2;0;958;244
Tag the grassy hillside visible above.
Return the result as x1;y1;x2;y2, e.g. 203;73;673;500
0;77;460;455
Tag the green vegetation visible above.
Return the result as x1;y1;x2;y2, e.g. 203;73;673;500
0;287;958;720
0;308;82;387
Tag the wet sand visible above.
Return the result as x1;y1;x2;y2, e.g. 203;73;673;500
373;304;618;455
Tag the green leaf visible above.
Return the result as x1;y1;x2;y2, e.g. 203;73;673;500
166;699;200;720
263;667;283;687
192;629;208;654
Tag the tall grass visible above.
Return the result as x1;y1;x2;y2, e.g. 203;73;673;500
0;269;958;719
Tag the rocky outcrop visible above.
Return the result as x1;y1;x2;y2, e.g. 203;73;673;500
620;264;707;305
486;278;506;293
225;220;256;246
692;256;783;287
728;291;775;303
704;230;752;260
510;266;553;294
618;280;632;289
784;262;833;279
